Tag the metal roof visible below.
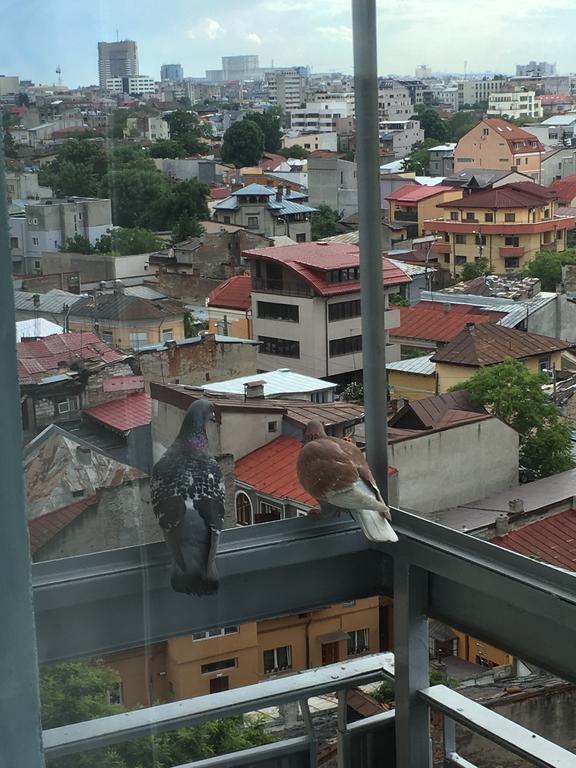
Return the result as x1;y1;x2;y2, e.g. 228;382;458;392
492;510;576;572
388;258;436;276
83;392;152;433
124;286;168;301
14;289;83;314
201;369;337;397
386;354;436;376
420;290;557;328
135;334;258;353
541;114;576;126
16;318;63;341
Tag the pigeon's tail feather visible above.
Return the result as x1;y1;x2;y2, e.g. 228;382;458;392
171;569;219;596
350;509;398;543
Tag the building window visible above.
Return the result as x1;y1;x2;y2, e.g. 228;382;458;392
258;336;300;358
347;629;369;656
102;331;113;345
504;257;520;269
32;237;39;246
450;211;459;221
193;627;239;641
247;216;259;228
223;216;231;224
465;212;476;221
255;501;283;524
56;396;80;415
296;233;306;243
268;421;278;433
443;255;450;264
201;658;237;674
329;335;362;357
327;267;360;283
10;237;18;249
264;645;292;673
504;213;516;222
455;234;466;245
539;356;551;373
108;681;124;706
455;255;467;265
129;332;149;349
34;260;41;270
484;212;494;222
328;299;361;322
257;301;299;322
482;128;489;136
504;236;520;247
544;208;550;218
235;492;253;526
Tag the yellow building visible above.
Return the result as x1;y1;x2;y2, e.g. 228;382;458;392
431;322;572;393
425;181;576;279
385;183;463;237
387;354;437;401
453;117;543;181
206;274;253;339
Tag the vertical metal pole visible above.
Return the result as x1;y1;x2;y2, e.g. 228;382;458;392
0;135;45;766
352;0;389;498
336;688;350;768
394;561;431;767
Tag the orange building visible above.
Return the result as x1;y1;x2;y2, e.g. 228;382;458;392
385;184;463;237
207;274;253;338
453;118;544;181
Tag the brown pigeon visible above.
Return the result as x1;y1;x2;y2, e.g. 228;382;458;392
296;420;398;543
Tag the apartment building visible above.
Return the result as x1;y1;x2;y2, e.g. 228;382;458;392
9;197;112;274
377;80;413;121
378;119;424;159
106;75;156;95
487;91;543;120
266;70;306;111
307;154;358;217
124;116;169;141
424;182;576;277
242;242;410;384
453;118;544;181
289;101;352;133
428;144;456;176
457;77;509;108
98;40;139;88
282;131;338;153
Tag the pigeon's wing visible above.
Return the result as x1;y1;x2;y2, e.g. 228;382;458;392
297;438;360;498
196;497;225;582
329;439;385;502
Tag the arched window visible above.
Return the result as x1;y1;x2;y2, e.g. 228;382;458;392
235;491;253;526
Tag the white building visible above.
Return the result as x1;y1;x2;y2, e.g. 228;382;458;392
379;120;424;159
267;70;306;111
125;116;169;141
282;130;338;153
377;80;413;121
487;90;543;120
106;75;156;95
289;101;352;133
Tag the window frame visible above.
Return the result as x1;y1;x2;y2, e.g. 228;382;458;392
263;645;292;673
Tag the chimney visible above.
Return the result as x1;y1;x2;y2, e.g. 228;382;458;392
276;186;283;203
465;321;475;330
508;498;525;514
113;280;125;295
76;446;92;465
244;380;265;399
495;513;510;536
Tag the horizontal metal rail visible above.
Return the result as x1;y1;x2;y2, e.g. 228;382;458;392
420;685;576;768
172;736;311;767
346;709;396;736
33;508;576;685
43;653;395;758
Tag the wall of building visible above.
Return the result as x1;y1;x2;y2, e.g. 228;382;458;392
208;307;251;339
104;643;169;709
137;335;257;389
68;315;185;351
40;251;151;284
282;132;338;153
388;370;437;401
308;157;358;216
389;417;519;513
540;148;576;185
454;123;541;178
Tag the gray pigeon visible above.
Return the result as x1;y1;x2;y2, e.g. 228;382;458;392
151;399;225;595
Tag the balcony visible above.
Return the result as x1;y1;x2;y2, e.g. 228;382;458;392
499;246;525;257
252;277;313;298
432;242;451;255
393;208;418;222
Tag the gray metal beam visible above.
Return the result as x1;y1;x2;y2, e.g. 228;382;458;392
420;685;576;768
43;653;395;757
33;516;390;664
173;737;311;767
351;0;389;498
0;127;45;767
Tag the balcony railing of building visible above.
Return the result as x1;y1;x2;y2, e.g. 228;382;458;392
431;242;451;255
393;209;418;222
252;277;314;298
499;246;526;257
31;510;576;767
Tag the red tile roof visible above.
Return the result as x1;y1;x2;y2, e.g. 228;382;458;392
235;436;318;507
491;509;576;571
437;182;556;210
392;305;503;343
243;243;411;296
260;153;287;171
28;494;99;554
209;186;231;200
83;392;152;432
432;323;573;366
482;118;544;153
207;275;252;311
386;184;459;203
548;175;576;205
18;332;125;384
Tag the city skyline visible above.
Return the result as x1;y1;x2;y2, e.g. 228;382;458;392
1;0;574;87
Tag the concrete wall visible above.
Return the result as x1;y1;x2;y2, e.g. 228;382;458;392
389;417;519;513
41;251;151;284
541;147;576;185
308;157;358;216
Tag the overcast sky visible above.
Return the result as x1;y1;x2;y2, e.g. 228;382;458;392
1;0;574;87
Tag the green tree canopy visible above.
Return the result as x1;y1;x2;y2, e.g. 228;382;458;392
42;660;272;768
450;359;574;480
149;139;186;159
461;257;489;281
165;110;211;155
61;234;95;254
445;110;482;142
95;227;164;255
220;120;264;167
311;203;340;241
172;214;204;244
278;145;310;160
244;108;283;153
413;106;448;142
401;138;439;174
524;249;576;291
101;167;171;229
38;139;108;197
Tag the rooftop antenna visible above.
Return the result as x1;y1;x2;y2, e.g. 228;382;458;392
56;64;62;87
464;60;468;80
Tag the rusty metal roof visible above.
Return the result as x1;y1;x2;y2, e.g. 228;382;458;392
491;510;576;572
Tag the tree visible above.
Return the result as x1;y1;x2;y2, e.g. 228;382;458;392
38;139;108;197
450;359;575;481
342;381;364;402
446;110;481;142
311;203;340;241
524;249;576;291
401;138;438;174
95;227;164;255
244;108;283;153
172;214;204;243
149;139;186;159
220;120;264;167
165;110;211;155
41;660;272;768
100;167;172;228
62;234;95;254
413;107;448;142
278;145;309;160
461;257;488;281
